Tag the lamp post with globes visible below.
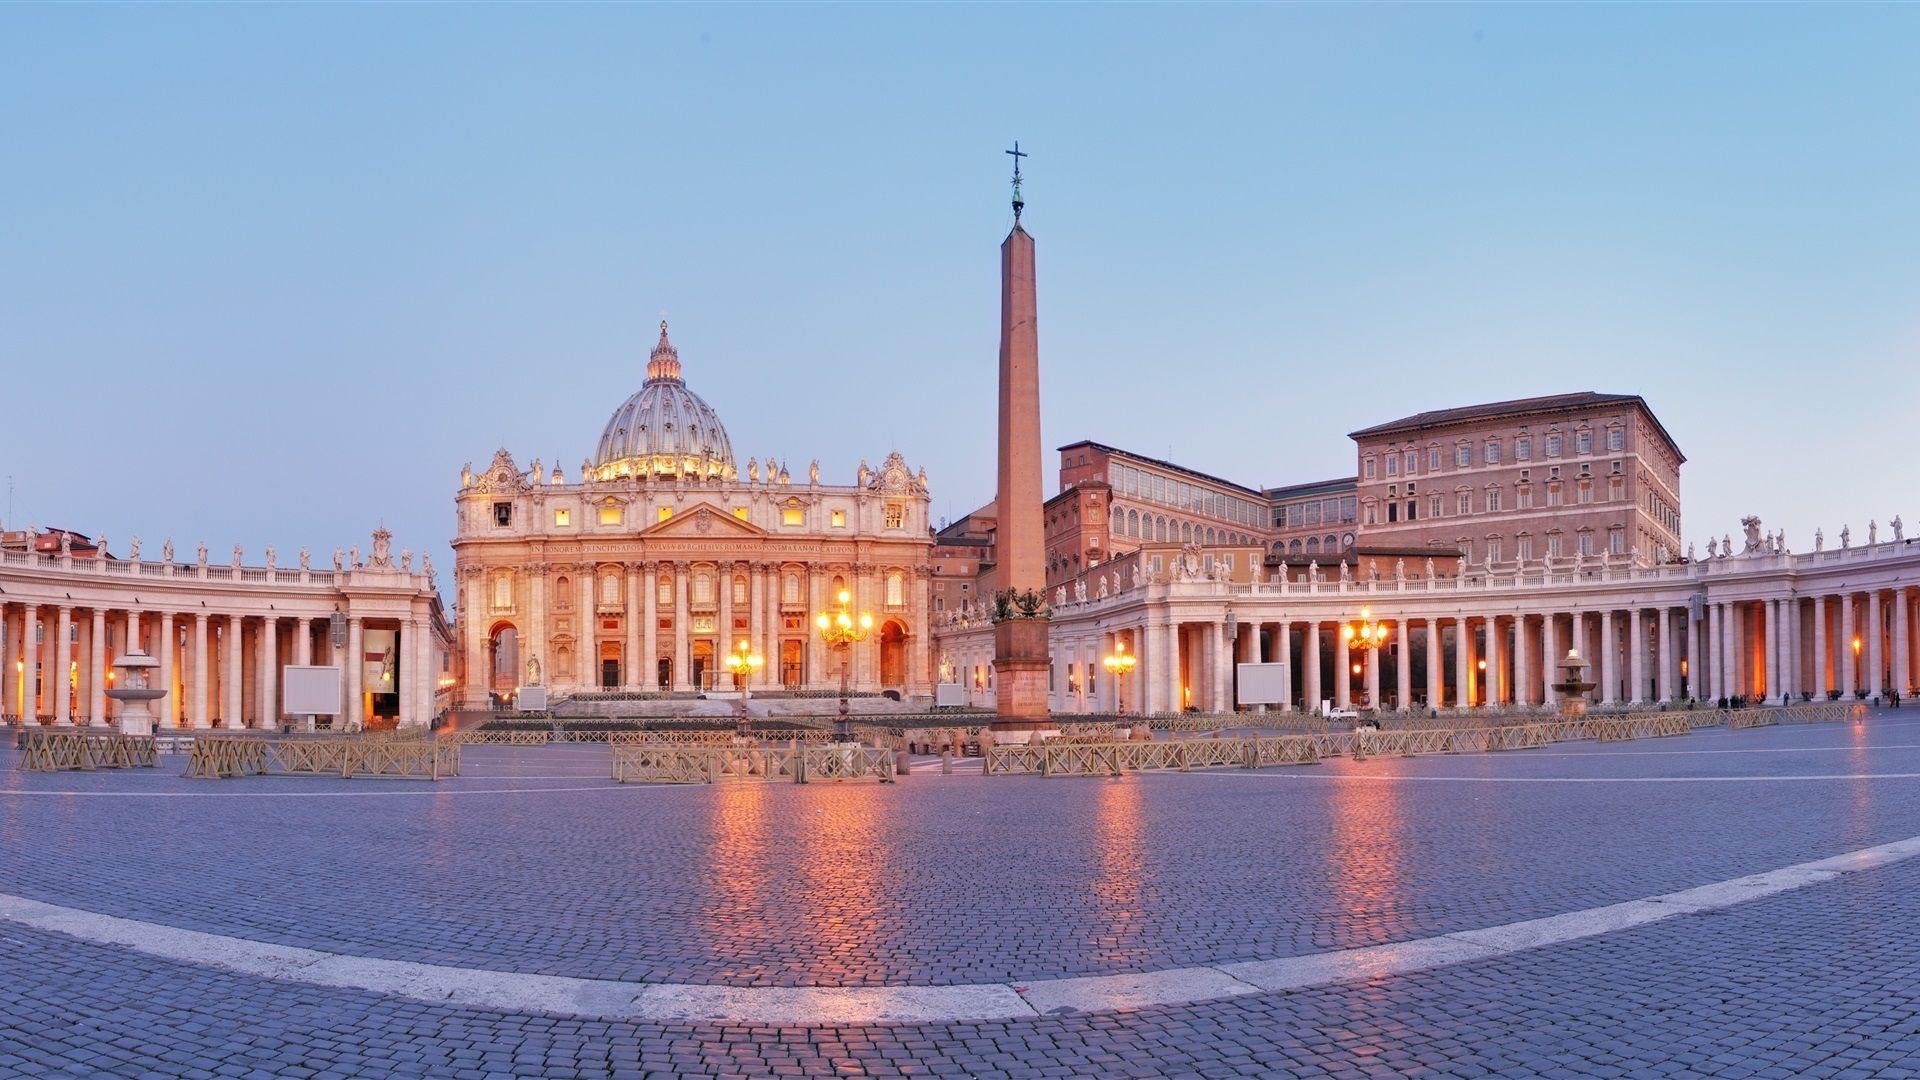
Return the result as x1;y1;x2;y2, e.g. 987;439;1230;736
1102;638;1137;713
724;638;764;740
816;589;873;743
1340;607;1390;711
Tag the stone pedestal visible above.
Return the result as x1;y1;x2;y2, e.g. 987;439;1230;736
105;652;167;736
992;618;1053;730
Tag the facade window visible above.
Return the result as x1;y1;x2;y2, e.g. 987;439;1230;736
1579;482;1594;505
1607;427;1624;452
599;503;621;526
1456;444;1472;468
1486;440;1502;464
1486;487;1502;512
1406;500;1417;521
1487;538;1503;563
831;509;847;528
601;573;619;605
1428;448;1441;471
1457;491;1472;515
1306;537;1321;554
1363;457;1377;480
658;506;673;522
1517;535;1534;561
885;571;904;608
553;508;571;527
1517;485;1533;510
784;573;801;604
492;574;512;611
1383;503;1394;524
1546;433;1562;457
657;573;672;605
1578;532;1594;557
1403;450;1417;475
1548;533;1564;558
1430;495;1443;518
1609;528;1625;555
782;506;804;526
1577;430;1593;455
694;573;714;605
884;503;905;529
1516;437;1532;462
1609;477;1624;501
734;576;749;604
493;502;512;527
1547;484;1563;508
1385;455;1398;477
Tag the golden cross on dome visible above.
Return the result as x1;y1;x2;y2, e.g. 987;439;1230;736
1006;141;1027;221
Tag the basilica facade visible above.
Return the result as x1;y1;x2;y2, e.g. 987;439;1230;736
450;324;935;708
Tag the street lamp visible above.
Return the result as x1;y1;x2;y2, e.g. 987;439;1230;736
815;589;873;743
725;638;764;739
1102;639;1137;713
1340;607;1389;708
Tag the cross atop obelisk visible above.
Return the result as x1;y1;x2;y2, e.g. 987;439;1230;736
1006;141;1027;222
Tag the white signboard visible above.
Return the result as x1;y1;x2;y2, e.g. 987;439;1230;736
517;686;548;712
1235;662;1289;706
935;682;966;708
283;665;343;716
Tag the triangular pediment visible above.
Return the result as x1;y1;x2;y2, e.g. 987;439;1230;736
640;502;770;539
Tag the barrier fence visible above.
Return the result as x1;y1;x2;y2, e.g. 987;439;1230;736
18;730;159;772
984;703;1860;777
610;741;896;784
184;735;461;780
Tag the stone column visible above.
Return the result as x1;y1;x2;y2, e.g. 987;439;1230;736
1840;594;1856;697
1333;624;1351;710
577;571;594;690
748;563;765;687
1541;611;1559;706
1724;602;1743;701
0;604;11;721
806;568;826;689
1656;608;1674;704
1868;590;1885;699
1277;623;1294;712
1488;614;1506;707
1813;595;1829;698
415;614;434;727
673;564;691;691
1763;599;1781;703
1627;608;1647;705
1214;620;1233;712
225;614;243;727
1513;613;1531;708
1142;619;1164;713
717;562;735;690
191;613;209;729
1423;617;1443;709
1895;587;1912;699
1303;622;1322;714
642;563;659;691
1395;620;1413;711
21;606;39;721
1455;617;1472;711
158;612;174;726
1363;637;1380;711
345;617;364;729
260;616;278;729
88;608;108;725
1599;609;1618;706
626;564;645;689
53;606;73;725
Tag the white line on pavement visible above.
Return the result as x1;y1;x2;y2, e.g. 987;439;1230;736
0;831;1915;1024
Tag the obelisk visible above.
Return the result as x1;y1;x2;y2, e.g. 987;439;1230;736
992;143;1052;733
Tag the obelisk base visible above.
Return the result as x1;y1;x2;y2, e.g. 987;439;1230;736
991;619;1056;741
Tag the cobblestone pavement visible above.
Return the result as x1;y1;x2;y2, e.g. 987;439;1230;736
2;711;1919;1076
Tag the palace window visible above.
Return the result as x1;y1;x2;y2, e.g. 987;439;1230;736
1455;443;1472;468
492;573;512;611
1385;455;1398;477
1486;487;1502;512
493;502;512;527
886;570;905;607
1607;426;1624;452
1403;450;1417;475
657;507;672;522
1430;495;1442;518
784;573;802;604
884;503;905;529
1487;538;1503;563
1609;477;1624;501
1609;528;1625;555
553;508;570;527
1363;457;1377;480
1406;500;1417;521
1547;533;1564;558
1485;440;1502;464
599;502;622;526
783;506;804;526
831;509;847;528
1428;447;1442;471
693;572;714;605
1457;491;1472;515
1517;534;1534;561
1547;484;1563;507
1579;481;1594;505
1546;433;1562;457
1577;429;1593;455
1518;485;1533;510
1516;437;1532;462
1578;532;1594;557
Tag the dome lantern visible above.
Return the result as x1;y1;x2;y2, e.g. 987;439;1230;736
591;322;736;482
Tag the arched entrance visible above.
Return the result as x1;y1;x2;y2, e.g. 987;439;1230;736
879;620;908;689
487;623;519;703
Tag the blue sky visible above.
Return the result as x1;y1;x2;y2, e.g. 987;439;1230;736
4;4;1917;582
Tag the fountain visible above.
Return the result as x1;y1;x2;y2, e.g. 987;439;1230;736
1552;648;1597;718
105;652;168;735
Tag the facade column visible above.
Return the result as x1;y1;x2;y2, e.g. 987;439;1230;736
642;563;659;691
1424;617;1441;710
345;617;364;730
1840;594;1857;697
0;604;11;721
225;614;244;726
1624;607;1645;704
397;619;415;727
191;613;209;728
1656;608;1675;704
1141;619;1163;713
1333;623;1351;711
1868;590;1886;699
1723;602;1742;702
1303;621;1322;715
1541;612;1559;706
1211;619;1230;712
1454;617;1472;711
260;616;279;729
88;608;108;725
22;607;40;721
718;563;736;688
1763;599;1781;703
1363;636;1380;711
1488;614;1505;707
1513;613;1531;708
1895;587;1912;699
1685;601;1701;702
1593;609;1611;705
158;613;174;726
53;606;73;725
1276;623;1294;712
1813;595;1829;698
1395;620;1412;711
673;563;691;691
626;564;645;689
415;613;435;726
747;564;765;687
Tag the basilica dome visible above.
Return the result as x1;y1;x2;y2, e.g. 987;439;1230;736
591;322;737;481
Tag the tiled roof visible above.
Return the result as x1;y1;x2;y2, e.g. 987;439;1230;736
1057;441;1265;498
1350;392;1643;438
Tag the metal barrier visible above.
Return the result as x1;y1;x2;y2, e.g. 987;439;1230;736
19;730;159;772
184;735;460;780
610;741;896;784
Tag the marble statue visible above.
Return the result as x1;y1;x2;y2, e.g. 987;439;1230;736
370;527;393;570
349;546;360;568
858;459;871;486
1869;520;1879;545
423;553;434;579
1686;542;1696;562
1367;561;1379;582
1339;561;1351;584
747;458;758;483
1424;557;1435;580
1814;528;1824;552
129;536;141;561
1054;586;1067;607
163;538;174;563
1131;562;1143;588
526;656;542;685
299;546;310;570
1707;537;1718;559
333;548;344;571
809;459;820;484
231;544;242;569
461;462;473;488
530;458;543;483
265;546;275;570
1895;516;1906;542
196;541;208;567
1307;560;1319;584
1722;534;1732;557
59;532;72;557
1074;579;1087;603
1742;516;1763;554
1394;557;1405;581
1841;525;1851;549
401;549;412;573
98;533;108;557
